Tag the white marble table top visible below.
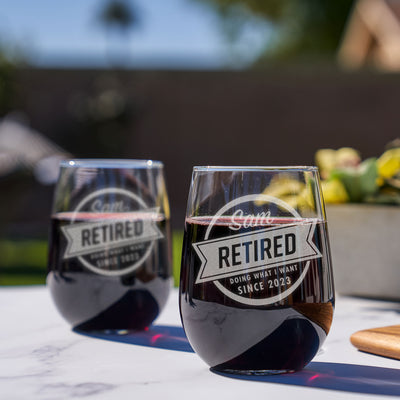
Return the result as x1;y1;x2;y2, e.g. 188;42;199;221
1;286;400;400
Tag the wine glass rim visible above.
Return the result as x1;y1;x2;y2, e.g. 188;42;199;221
193;165;318;172
60;159;164;169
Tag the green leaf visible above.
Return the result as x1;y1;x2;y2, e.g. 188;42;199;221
330;158;378;202
359;158;379;197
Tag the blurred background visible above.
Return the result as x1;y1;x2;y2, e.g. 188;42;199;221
1;0;400;285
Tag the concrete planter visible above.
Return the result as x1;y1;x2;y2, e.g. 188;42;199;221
326;204;400;300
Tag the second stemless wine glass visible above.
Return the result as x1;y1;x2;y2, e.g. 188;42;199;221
179;166;334;375
47;159;172;331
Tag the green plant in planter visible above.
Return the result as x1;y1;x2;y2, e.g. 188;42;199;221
315;143;400;205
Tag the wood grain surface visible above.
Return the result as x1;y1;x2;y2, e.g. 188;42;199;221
351;325;400;360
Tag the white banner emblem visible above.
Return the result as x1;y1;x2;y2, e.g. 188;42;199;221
193;222;321;284
62;209;163;259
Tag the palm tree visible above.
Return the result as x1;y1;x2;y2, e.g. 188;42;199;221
97;0;140;67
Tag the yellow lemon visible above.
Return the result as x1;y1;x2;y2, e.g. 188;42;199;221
321;179;349;203
377;148;400;179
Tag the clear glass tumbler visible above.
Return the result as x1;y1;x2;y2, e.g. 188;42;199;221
179;166;334;374
47;159;172;331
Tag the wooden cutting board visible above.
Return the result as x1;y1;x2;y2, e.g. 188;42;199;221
350;325;400;360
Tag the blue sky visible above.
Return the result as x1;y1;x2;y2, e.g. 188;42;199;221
0;0;271;69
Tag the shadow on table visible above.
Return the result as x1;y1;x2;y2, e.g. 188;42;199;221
75;325;400;396
213;361;400;396
73;324;194;353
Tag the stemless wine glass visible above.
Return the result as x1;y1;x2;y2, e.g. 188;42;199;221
47;159;172;331
179;166;334;375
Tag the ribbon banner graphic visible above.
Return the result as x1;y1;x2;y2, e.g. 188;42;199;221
194;223;322;284
62;209;163;259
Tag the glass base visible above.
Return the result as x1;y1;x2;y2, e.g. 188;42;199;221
211;367;296;376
